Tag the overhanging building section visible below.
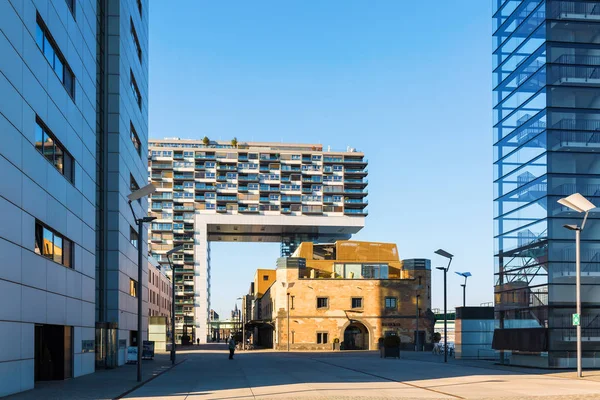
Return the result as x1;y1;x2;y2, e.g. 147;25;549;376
147;139;368;343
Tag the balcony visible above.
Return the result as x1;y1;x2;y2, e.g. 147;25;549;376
344;198;368;205
343;158;367;165
195;154;216;160
344;208;368;216
238;206;259;213
323;156;343;163
344;179;368;185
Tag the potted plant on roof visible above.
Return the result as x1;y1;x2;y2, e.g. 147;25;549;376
231;137;238;148
202;136;210;146
381;335;401;359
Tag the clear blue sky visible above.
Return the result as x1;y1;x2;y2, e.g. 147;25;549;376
149;1;493;318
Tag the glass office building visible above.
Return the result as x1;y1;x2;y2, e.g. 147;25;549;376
493;0;600;367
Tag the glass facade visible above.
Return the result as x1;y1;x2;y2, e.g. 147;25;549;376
494;0;600;367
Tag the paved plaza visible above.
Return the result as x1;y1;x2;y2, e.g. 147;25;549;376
8;345;600;400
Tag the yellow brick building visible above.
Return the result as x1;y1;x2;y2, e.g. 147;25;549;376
250;240;433;351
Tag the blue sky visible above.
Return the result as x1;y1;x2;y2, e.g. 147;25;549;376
149;1;494;318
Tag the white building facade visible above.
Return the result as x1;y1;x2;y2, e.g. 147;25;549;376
0;0;149;396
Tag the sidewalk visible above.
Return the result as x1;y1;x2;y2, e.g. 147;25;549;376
6;352;184;400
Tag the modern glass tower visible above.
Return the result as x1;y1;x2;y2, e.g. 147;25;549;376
493;0;600;367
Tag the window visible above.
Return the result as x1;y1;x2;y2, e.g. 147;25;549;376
263;275;269;281
351;297;363;309
130;18;142;63
65;0;75;17
316;297;328;309
130;174;140;192
136;0;142;17
36;15;75;98
131;123;141;156
35;118;75;183
317;332;329;344
130;279;138;297
130;70;142;110
34;221;73;268
385;297;397;309
130;226;138;248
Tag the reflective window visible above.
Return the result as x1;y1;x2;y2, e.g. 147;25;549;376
130;18;142;63
36;15;75;98
130;70;142;109
130;279;138;297
385;297;397;309
34;221;73;268
35;118;75;183
131;122;141;156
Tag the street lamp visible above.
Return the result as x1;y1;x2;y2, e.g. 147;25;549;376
127;183;156;382
165;244;184;365
435;248;453;363
236;297;244;350
455;272;472;307
415;292;421;352
558;193;595;378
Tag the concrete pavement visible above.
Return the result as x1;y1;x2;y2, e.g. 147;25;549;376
124;346;600;399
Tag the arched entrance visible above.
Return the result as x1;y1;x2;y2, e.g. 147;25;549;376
343;322;369;350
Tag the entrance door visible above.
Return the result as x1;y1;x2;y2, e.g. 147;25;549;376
414;330;426;351
343;322;369;350
35;325;73;381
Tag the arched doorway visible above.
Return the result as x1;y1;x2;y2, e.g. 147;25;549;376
343;322;369;350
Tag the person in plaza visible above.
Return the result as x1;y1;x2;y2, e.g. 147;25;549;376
196;338;200;346
228;336;236;360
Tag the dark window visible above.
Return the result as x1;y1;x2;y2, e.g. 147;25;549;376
35;118;75;183
130;226;139;248
263;275;269;281
130;122;141;156
65;0;75;17
317;297;328;309
130;18;142;63
136;0;142;17
351;297;363;309
34;221;73;268
385;297;397;309
130;70;141;110
418;276;422;286
317;332;328;344
36;15;75;98
130;279;138;297
130;174;140;192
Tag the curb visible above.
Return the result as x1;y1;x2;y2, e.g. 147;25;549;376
113;359;187;399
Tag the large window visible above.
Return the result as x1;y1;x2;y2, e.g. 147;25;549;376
130;18;142;63
130;279;138;297
317;332;329;344
385;297;397;310
34;221;73;268
36;15;75;98
65;0;75;17
316;297;328;309
130;71;142;110
35;118;75;183
130;226;139;248
131;123;141;156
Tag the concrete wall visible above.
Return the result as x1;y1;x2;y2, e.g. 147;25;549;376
0;0;97;395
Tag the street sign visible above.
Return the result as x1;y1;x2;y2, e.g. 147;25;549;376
573;313;580;326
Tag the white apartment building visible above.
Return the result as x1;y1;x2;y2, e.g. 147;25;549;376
148;139;368;343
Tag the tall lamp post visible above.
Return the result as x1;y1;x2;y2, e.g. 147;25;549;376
165;245;184;365
127;183;156;382
558;193;595;378
415;293;421;352
455;272;472;307
435;249;453;363
236;297;244;350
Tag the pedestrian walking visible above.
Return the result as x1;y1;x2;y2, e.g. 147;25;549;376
228;336;236;360
196;338;200;346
